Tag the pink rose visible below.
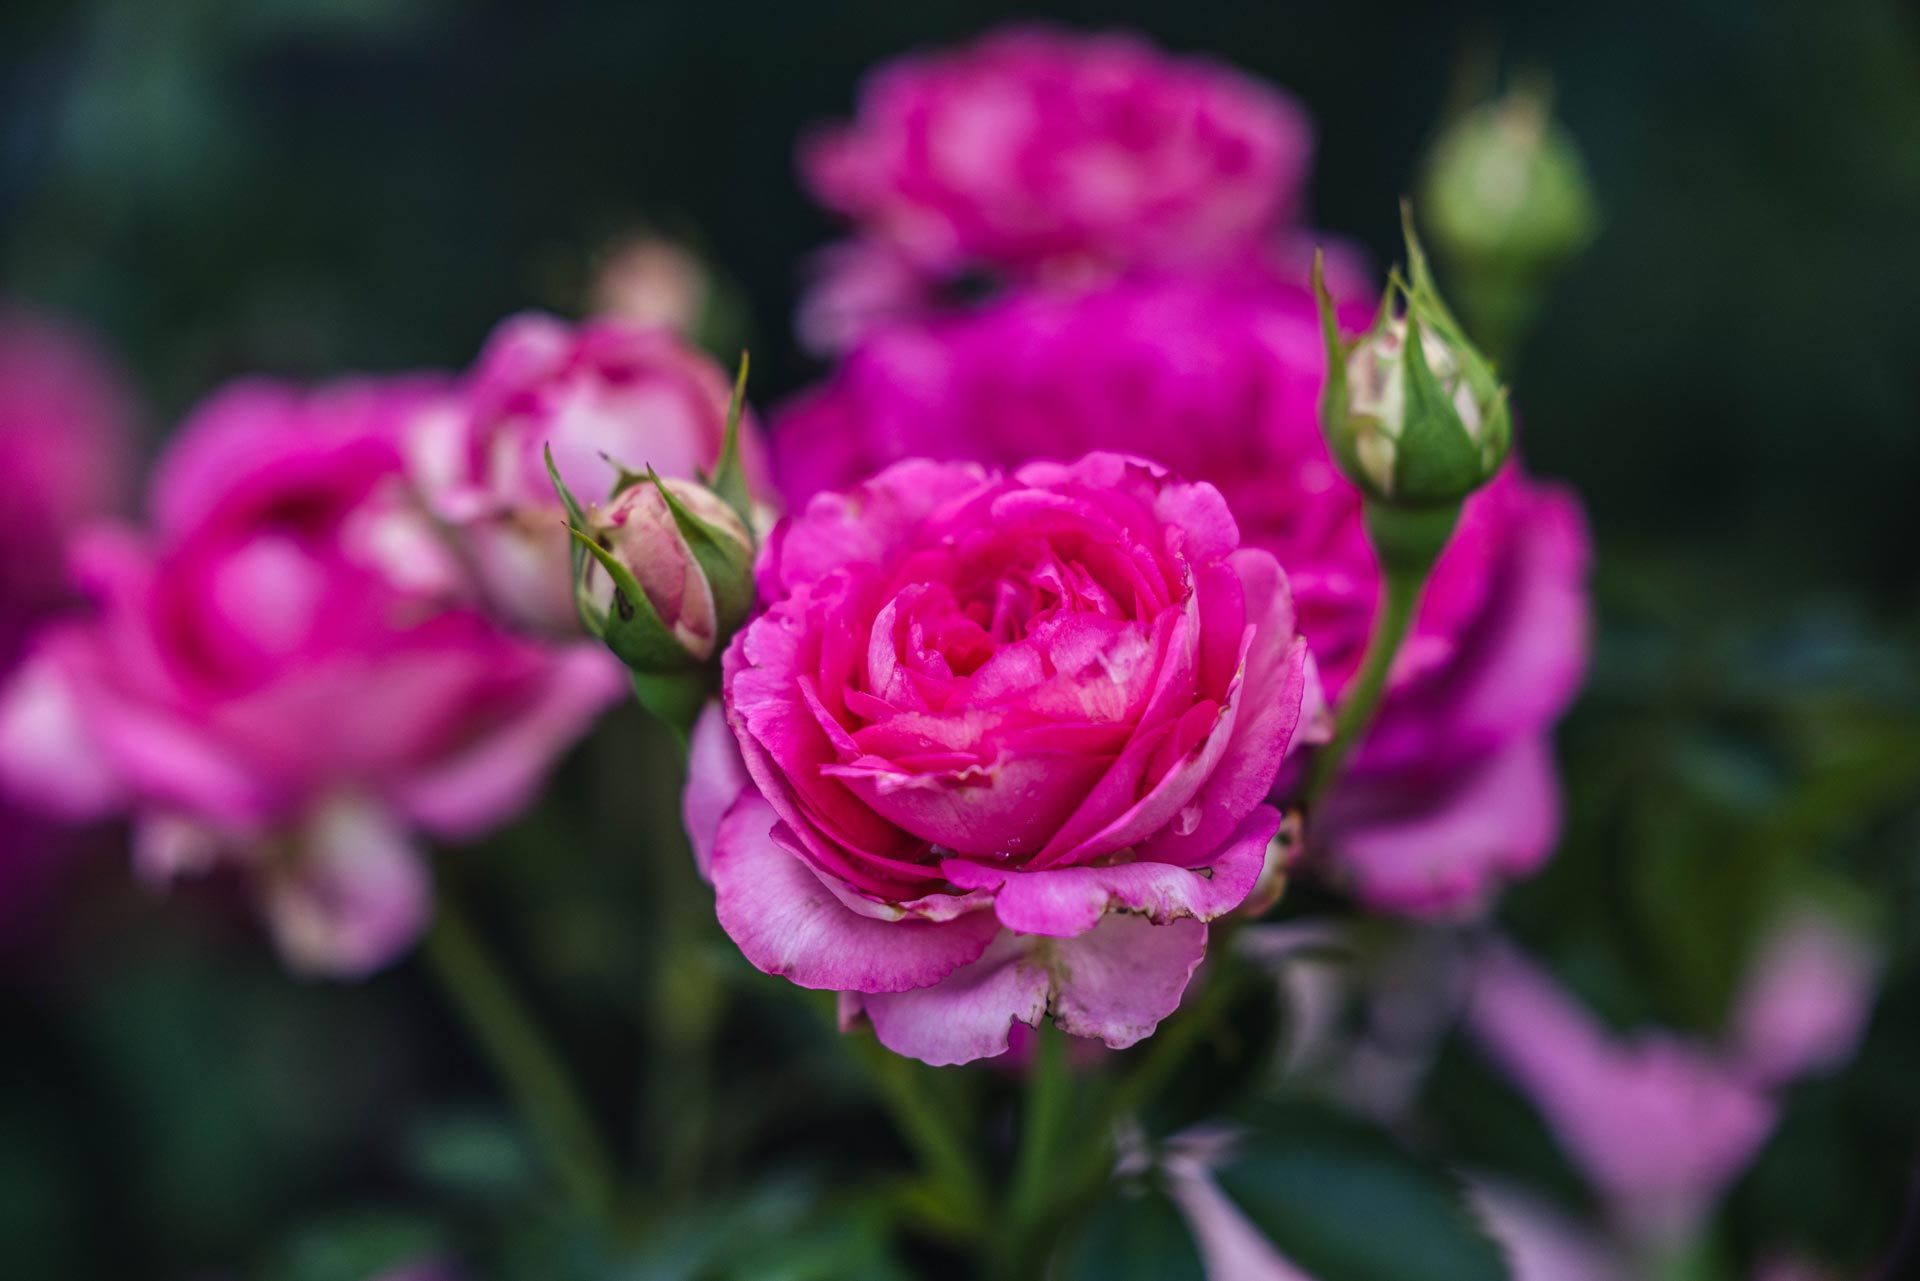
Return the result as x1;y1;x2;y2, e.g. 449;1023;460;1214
0;305;137;934
1468;941;1777;1244
773;277;1591;915
803;25;1313;285
691;452;1315;1064
0;379;624;976
795;25;1331;353
408;314;771;633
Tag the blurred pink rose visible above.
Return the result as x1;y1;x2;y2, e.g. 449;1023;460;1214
797;24;1325;352
408;314;771;633
1731;905;1880;1086
691;452;1315;1064
1468;941;1777;1244
775;277;1591;915
804;25;1311;283
0;305;136;935
0;306;136;666
0;379;623;976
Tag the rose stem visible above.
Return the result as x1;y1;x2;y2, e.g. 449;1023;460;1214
423;900;619;1226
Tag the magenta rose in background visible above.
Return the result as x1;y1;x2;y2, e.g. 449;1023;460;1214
690;451;1314;1064
0;379;624;976
796;24;1322;351
0;306;136;935
775;277;1591;915
407;313;772;634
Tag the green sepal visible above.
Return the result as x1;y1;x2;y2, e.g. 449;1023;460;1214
545;443;608;636
1393;307;1489;503
1312;250;1368;495
645;467;756;640
706;350;755;534
564;526;699;672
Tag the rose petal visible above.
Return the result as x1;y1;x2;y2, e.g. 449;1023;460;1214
711;791;999;992
944;804;1280;937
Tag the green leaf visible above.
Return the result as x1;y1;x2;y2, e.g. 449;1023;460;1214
1214;1100;1510;1281
1056;1181;1207;1281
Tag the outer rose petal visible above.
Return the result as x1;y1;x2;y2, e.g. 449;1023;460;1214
943;804;1280;937
1319;734;1561;917
711;792;999;993
860;932;1053;1066
1049;913;1208;1048
392;644;626;840
854;911;1209;1064
683;699;749;882
259;798;432;979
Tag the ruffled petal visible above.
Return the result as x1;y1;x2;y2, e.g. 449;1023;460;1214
857;932;1052;1066
711;792;999;993
1049;912;1208;1048
944;804;1280;937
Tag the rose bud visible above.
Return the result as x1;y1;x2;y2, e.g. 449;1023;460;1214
1420;78;1598;286
580;472;755;668
1314;211;1512;529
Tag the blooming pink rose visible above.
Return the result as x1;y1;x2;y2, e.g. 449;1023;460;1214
0;379;624;976
408;314;771;633
0;306;137;936
1468;941;1777;1244
774;277;1591;915
803;25;1312;286
692;452;1314;1064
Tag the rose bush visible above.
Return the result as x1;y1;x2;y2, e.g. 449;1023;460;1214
407;313;771;633
0;379;623;975
688;451;1316;1064
774;277;1591;915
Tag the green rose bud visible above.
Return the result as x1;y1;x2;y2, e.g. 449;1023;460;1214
1420;78;1598;281
1315;208;1513;511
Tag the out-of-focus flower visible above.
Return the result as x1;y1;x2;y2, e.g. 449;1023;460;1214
408;314;771;634
1468;1180;1633;1281
0;306;136;935
1420;80;1598;284
795;24;1329;351
590;234;712;336
689;452;1315;1064
581;474;755;665
1731;904;1881;1086
0;306;136;666
1467;941;1777;1244
0;379;624;976
774;276;1590;915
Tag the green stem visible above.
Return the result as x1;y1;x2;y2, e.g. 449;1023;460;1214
423;904;617;1223
1007;1021;1073;1254
852;1031;990;1232
1304;501;1459;807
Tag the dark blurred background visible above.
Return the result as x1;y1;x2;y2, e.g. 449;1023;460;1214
3;2;1917;1278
